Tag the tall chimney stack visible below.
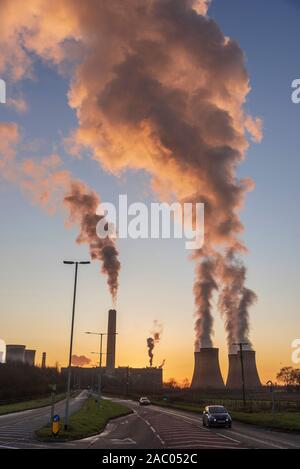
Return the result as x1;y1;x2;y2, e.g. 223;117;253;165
106;309;116;370
191;348;225;389
41;352;46;368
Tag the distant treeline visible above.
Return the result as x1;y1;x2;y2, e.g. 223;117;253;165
0;363;66;402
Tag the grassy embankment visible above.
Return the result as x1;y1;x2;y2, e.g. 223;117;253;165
151;399;300;432
0;393;66;416
36;397;132;441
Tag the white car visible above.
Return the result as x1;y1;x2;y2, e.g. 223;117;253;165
139;396;151;406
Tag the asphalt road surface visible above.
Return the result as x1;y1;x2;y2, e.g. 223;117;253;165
0;390;88;449
0;393;299;449
79;397;299;450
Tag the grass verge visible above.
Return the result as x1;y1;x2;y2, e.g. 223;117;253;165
0;393;66;416
35;397;132;441
152;400;300;432
230;410;300;432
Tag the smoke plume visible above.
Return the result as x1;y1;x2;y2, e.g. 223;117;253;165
147;320;163;366
71;354;91;367
0;0;262;347
151;320;163;343
147;337;155;367
0;123;120;301
64;182;120;302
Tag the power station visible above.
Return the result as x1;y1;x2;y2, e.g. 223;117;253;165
191;348;225;389
4;345;43;367
191;346;261;390
62;308;164;392
3;308;261;391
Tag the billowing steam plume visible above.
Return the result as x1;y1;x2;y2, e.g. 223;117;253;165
71;354;91;367
0;0;262;347
0;124;120;302
193;254;218;349
218;249;256;351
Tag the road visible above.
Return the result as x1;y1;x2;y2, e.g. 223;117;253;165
0;393;299;449
0;390;88;449
79;397;299;450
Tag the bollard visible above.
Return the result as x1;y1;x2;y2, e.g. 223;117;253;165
52;414;60;436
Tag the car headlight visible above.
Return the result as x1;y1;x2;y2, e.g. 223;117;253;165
213;418;216;422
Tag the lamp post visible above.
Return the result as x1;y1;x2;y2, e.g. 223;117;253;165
233;342;249;407
63;260;90;430
90;337;105;405
266;380;275;420
86;330;117;406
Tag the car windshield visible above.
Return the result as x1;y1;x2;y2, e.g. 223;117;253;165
209;406;227;414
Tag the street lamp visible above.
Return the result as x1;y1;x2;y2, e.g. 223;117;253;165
63;260;90;430
266;380;275;420
232;342;249;406
85;331;117;406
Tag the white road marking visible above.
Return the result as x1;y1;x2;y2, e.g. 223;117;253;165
136;412;165;445
215;432;241;443
224;430;285;449
111;438;136;445
0;444;18;449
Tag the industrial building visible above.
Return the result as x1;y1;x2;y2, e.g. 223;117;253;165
62;308;163;392
63;365;163;393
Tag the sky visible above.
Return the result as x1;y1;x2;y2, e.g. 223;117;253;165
0;0;299;384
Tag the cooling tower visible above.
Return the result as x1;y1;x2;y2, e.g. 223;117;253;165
0;339;5;363
41;352;46;368
191;348;225;389
238;349;261;389
24;349;36;366
106;309;116;370
226;353;241;389
6;345;25;363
